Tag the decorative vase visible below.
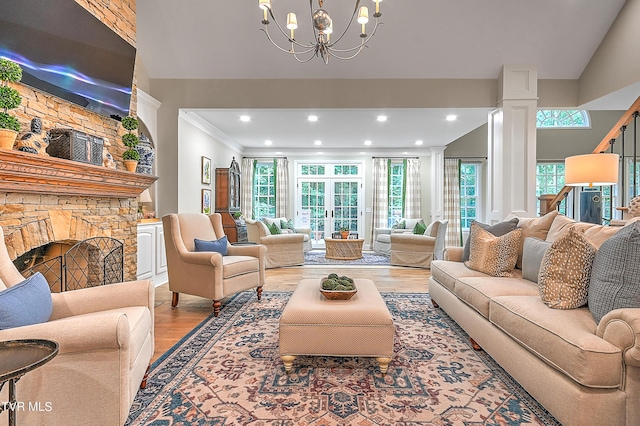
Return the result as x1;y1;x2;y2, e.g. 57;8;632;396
0;129;18;150
124;160;138;172
135;132;155;174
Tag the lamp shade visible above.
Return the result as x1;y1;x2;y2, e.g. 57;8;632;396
565;153;619;187
139;189;152;203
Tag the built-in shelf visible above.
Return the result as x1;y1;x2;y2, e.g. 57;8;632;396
0;149;157;198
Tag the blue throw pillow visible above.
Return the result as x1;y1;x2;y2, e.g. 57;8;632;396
0;272;53;330
194;236;228;255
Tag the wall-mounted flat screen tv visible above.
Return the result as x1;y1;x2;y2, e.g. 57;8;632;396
0;0;137;119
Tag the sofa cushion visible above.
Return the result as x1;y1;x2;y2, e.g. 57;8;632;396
430;260;491;291
454;276;539;319
194;236;228;255
465;224;521;277
490;295;622;388
515;210;558;268
222;256;260;279
539;227;596;309
0;272;52;330
413;220;427;235
546;214;576;242
521;237;552;283
589;222;640;323
280;219;296;231
462;218;519;261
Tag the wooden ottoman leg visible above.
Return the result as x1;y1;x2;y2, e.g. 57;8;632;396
171;292;179;307
213;300;221;317
469;337;482;351
376;357;392;375
431;299;440;308
281;355;296;373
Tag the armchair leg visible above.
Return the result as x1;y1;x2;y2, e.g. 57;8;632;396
431;299;440;309
171;292;179;307
213;300;221;317
256;286;263;301
140;364;151;389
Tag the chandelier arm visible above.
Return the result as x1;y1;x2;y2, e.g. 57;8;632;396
266;7;316;49
261;28;317;56
327;20;381;53
327;44;367;61
328;0;360;47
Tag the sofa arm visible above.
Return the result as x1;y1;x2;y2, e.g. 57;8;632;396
390;233;436;247
444;246;464;262
373;228;393;239
49;280;153;320
294;227;311;236
260;234;304;246
597;308;640;368
0;311;132;354
227;243;267;259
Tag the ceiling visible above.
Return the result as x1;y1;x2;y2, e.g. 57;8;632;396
136;0;629;154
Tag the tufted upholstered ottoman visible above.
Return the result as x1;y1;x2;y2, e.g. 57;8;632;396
279;278;395;373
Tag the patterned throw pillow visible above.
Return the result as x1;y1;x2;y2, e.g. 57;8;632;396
413;220;427;235
392;219;406;229
538;227;597;309
588;222;640;323
464;223;521;277
267;222;281;235
280;219;296;232
462;218;519;262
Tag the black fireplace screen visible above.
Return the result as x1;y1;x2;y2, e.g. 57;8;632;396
17;237;124;292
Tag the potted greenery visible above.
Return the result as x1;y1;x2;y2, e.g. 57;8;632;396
121;115;140;172
0;58;23;150
339;226;350;239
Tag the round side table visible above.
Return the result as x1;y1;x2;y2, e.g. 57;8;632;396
0;339;58;426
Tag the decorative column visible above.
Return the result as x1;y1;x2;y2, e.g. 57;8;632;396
487;65;538;223
430;146;446;222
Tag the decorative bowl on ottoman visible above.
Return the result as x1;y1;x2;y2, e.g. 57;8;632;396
320;273;357;300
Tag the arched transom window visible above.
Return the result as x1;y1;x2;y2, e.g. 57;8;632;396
536;109;590;128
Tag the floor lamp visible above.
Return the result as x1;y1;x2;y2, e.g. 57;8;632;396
565;153;619;224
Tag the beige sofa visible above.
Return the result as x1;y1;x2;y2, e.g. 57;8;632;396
372;218;425;254
429;213;640;426
390;220;448;268
246;219;306;268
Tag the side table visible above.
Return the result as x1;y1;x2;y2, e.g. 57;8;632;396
324;238;365;260
0;339;58;426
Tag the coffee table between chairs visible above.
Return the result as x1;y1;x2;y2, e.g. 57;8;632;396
279;278;394;374
324;238;364;260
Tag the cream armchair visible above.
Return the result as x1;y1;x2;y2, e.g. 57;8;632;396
373;218;425;254
390;220;448;269
246;219;305;268
262;217;312;252
0;226;154;425
163;213;266;316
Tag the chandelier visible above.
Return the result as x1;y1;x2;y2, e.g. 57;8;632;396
258;0;383;64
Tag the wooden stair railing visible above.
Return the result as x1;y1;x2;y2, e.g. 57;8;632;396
548;95;640;211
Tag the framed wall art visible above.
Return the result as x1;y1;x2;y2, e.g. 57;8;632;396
201;156;211;185
202;189;212;214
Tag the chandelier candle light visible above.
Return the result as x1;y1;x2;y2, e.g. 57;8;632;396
259;0;382;64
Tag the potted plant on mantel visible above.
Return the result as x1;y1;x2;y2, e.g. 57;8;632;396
121;115;140;172
0;58;23;150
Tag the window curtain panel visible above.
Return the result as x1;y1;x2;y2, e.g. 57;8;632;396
275;158;289;218
403;158;422;218
371;158;389;241
241;158;255;219
444;158;462;246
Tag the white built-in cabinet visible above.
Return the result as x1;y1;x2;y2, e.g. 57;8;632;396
137;221;168;287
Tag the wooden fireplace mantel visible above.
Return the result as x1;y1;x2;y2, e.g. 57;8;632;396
0;150;157;198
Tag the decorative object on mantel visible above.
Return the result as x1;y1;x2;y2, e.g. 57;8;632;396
102;138;117;169
138;188;153;220
15;118;49;155
121;116;140;172
47;128;104;165
135;132;155;174
258;0;383;64
0;58;23;149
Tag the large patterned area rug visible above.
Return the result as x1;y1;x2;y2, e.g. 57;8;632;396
127;292;560;425
305;250;390;265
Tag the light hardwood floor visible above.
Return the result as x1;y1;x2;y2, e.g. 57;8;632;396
152;264;430;362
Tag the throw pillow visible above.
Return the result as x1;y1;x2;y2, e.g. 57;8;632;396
462;218;519;262
521;237;552;283
588;222;640;323
194;236;228;255
267;222;281;235
515;210;558;269
464;223;521;277
538;227;597;309
0;272;52;330
392;219;406;229
280;219;296;232
413;220;427;235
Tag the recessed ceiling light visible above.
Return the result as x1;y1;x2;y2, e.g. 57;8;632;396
240;115;251;122
415;140;423;145
308;115;318;122
364;140;372;146
264;140;273;145
446;114;457;121
314;140;322;146
402;152;409;154
376;115;387;122
317;151;323;155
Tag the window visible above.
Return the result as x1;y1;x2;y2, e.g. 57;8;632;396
625;160;640;204
253;161;275;219
460;163;480;229
388;162;404;227
536;110;590;128
536;163;567;215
